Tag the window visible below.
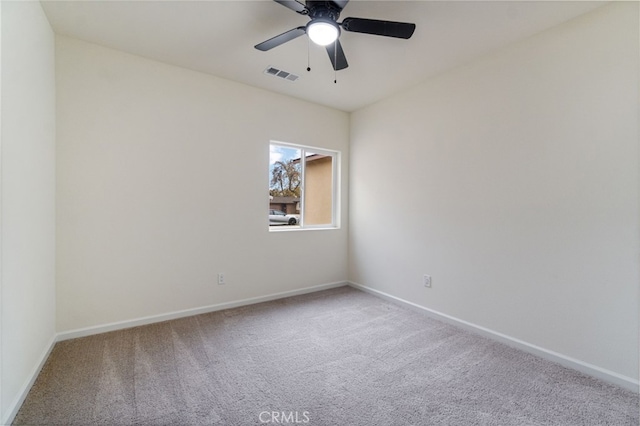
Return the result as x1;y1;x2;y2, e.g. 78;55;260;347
269;142;339;229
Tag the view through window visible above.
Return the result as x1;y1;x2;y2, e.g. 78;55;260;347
269;142;338;229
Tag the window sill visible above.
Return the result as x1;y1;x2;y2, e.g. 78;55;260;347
269;225;340;232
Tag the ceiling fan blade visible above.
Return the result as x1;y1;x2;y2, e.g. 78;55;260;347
255;27;306;51
326;39;348;71
330;0;350;10
274;0;309;15
341;17;416;39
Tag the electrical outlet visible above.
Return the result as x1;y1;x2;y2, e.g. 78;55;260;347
423;274;432;288
218;273;225;285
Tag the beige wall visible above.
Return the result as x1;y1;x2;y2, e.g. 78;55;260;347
349;3;639;383
304;156;333;225
55;36;349;332
1;1;57;422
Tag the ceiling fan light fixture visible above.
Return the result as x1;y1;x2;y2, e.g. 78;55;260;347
307;20;339;46
256;0;416;71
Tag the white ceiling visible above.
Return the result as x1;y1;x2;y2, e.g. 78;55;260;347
41;0;606;112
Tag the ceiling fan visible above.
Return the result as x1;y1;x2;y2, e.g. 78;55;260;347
255;0;416;71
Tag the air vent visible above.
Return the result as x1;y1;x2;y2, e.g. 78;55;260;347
264;66;299;83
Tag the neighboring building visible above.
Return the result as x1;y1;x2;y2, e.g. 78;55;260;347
286;153;334;225
303;154;333;225
269;196;300;215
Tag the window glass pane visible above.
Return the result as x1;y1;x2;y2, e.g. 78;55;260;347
269;145;301;227
269;142;338;230
304;152;333;225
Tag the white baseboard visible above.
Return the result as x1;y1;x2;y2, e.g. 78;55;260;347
2;333;57;426
57;281;348;342
348;281;639;393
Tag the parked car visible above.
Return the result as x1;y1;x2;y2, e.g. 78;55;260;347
269;209;299;225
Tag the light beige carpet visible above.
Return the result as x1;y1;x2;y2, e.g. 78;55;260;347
13;286;639;425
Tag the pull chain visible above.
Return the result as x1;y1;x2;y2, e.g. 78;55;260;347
334;40;337;84
307;37;311;72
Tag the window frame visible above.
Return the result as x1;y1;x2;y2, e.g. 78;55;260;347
269;140;340;231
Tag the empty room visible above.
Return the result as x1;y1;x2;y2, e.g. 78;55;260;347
1;0;638;424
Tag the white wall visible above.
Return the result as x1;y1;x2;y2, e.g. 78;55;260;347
55;36;349;332
349;3;638;382
1;1;57;422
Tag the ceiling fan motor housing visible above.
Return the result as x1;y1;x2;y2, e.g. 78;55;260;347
307;1;342;21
